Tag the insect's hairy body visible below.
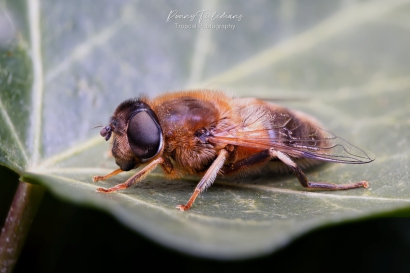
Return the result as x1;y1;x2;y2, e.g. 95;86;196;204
96;90;372;211
146;91;323;177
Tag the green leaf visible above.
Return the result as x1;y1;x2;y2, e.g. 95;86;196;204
2;0;410;260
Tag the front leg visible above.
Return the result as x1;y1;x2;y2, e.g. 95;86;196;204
93;168;124;182
96;157;164;193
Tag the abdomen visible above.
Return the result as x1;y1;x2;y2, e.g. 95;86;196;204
232;98;325;172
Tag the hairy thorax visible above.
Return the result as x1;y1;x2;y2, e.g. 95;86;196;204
150;91;234;174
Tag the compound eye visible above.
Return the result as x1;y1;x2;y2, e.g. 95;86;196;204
127;111;161;160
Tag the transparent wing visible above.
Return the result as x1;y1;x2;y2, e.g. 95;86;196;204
210;116;375;164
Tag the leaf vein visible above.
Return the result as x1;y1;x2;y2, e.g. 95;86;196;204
44;12;131;83
28;0;44;166
0;99;29;165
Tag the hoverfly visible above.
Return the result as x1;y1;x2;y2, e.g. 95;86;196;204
94;90;374;211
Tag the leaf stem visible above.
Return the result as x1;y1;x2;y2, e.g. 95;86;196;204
0;181;45;272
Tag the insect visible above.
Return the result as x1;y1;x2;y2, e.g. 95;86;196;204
93;90;374;211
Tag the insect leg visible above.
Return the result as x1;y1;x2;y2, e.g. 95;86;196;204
221;149;273;175
96;157;164;193
93;168;124;182
176;149;228;211
159;157;180;179
271;149;369;190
